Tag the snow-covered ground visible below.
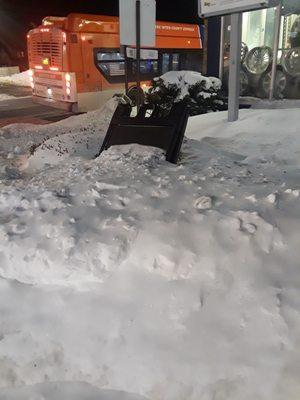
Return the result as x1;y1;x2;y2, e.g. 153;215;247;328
0;100;300;400
0;70;30;87
1;382;148;400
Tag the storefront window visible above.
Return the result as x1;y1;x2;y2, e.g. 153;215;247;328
222;0;300;99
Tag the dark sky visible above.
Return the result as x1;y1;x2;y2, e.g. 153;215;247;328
0;0;199;53
2;0;200;28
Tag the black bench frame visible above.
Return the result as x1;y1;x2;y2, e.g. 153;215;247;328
98;102;189;164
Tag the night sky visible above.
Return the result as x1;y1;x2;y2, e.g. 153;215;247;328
0;0;199;53
2;0;200;28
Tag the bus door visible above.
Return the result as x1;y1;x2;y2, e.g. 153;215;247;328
160;52;181;74
68;32;85;92
80;35;103;92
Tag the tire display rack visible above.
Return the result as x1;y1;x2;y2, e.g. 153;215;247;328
223;43;300;99
221;12;300;100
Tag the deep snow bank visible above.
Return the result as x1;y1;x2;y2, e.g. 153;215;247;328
0;98;117;176
187;108;300;165
0;107;300;400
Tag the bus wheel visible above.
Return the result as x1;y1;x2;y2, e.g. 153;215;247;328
127;86;145;106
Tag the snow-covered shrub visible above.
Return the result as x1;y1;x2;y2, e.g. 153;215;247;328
146;71;227;116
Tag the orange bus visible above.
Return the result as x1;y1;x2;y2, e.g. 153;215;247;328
27;13;202;112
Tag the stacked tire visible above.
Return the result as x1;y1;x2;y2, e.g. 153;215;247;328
223;44;291;99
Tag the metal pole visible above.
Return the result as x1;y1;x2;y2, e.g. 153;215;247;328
124;46;129;95
136;0;141;110
219;16;225;80
269;4;281;101
202;19;208;75
228;13;242;122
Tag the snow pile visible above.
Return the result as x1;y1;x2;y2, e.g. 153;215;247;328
0;106;300;399
187;107;300;165
0;98;118;174
0;70;31;87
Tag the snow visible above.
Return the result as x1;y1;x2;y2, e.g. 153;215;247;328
0;94;18;101
251;98;300;109
155;71;222;99
0;70;31;87
0;98;117;174
0;382;148;400
0;102;300;399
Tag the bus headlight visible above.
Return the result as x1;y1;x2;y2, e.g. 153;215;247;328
47;88;52;96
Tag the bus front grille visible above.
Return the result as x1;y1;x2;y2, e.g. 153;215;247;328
28;29;63;69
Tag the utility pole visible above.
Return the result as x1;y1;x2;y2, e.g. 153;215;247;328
136;0;141;111
228;13;242;122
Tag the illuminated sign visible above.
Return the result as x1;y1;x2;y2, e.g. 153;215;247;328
199;0;279;17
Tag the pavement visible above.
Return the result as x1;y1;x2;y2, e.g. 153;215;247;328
0;84;74;128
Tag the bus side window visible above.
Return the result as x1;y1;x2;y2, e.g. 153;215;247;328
152;60;159;74
94;49;159;83
172;54;180;71
129;59;159;79
160;52;181;74
139;60;158;74
182;51;202;72
95;50;125;83
162;53;170;74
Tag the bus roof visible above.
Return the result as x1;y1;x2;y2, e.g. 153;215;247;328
41;13;200;38
42;16;67;29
